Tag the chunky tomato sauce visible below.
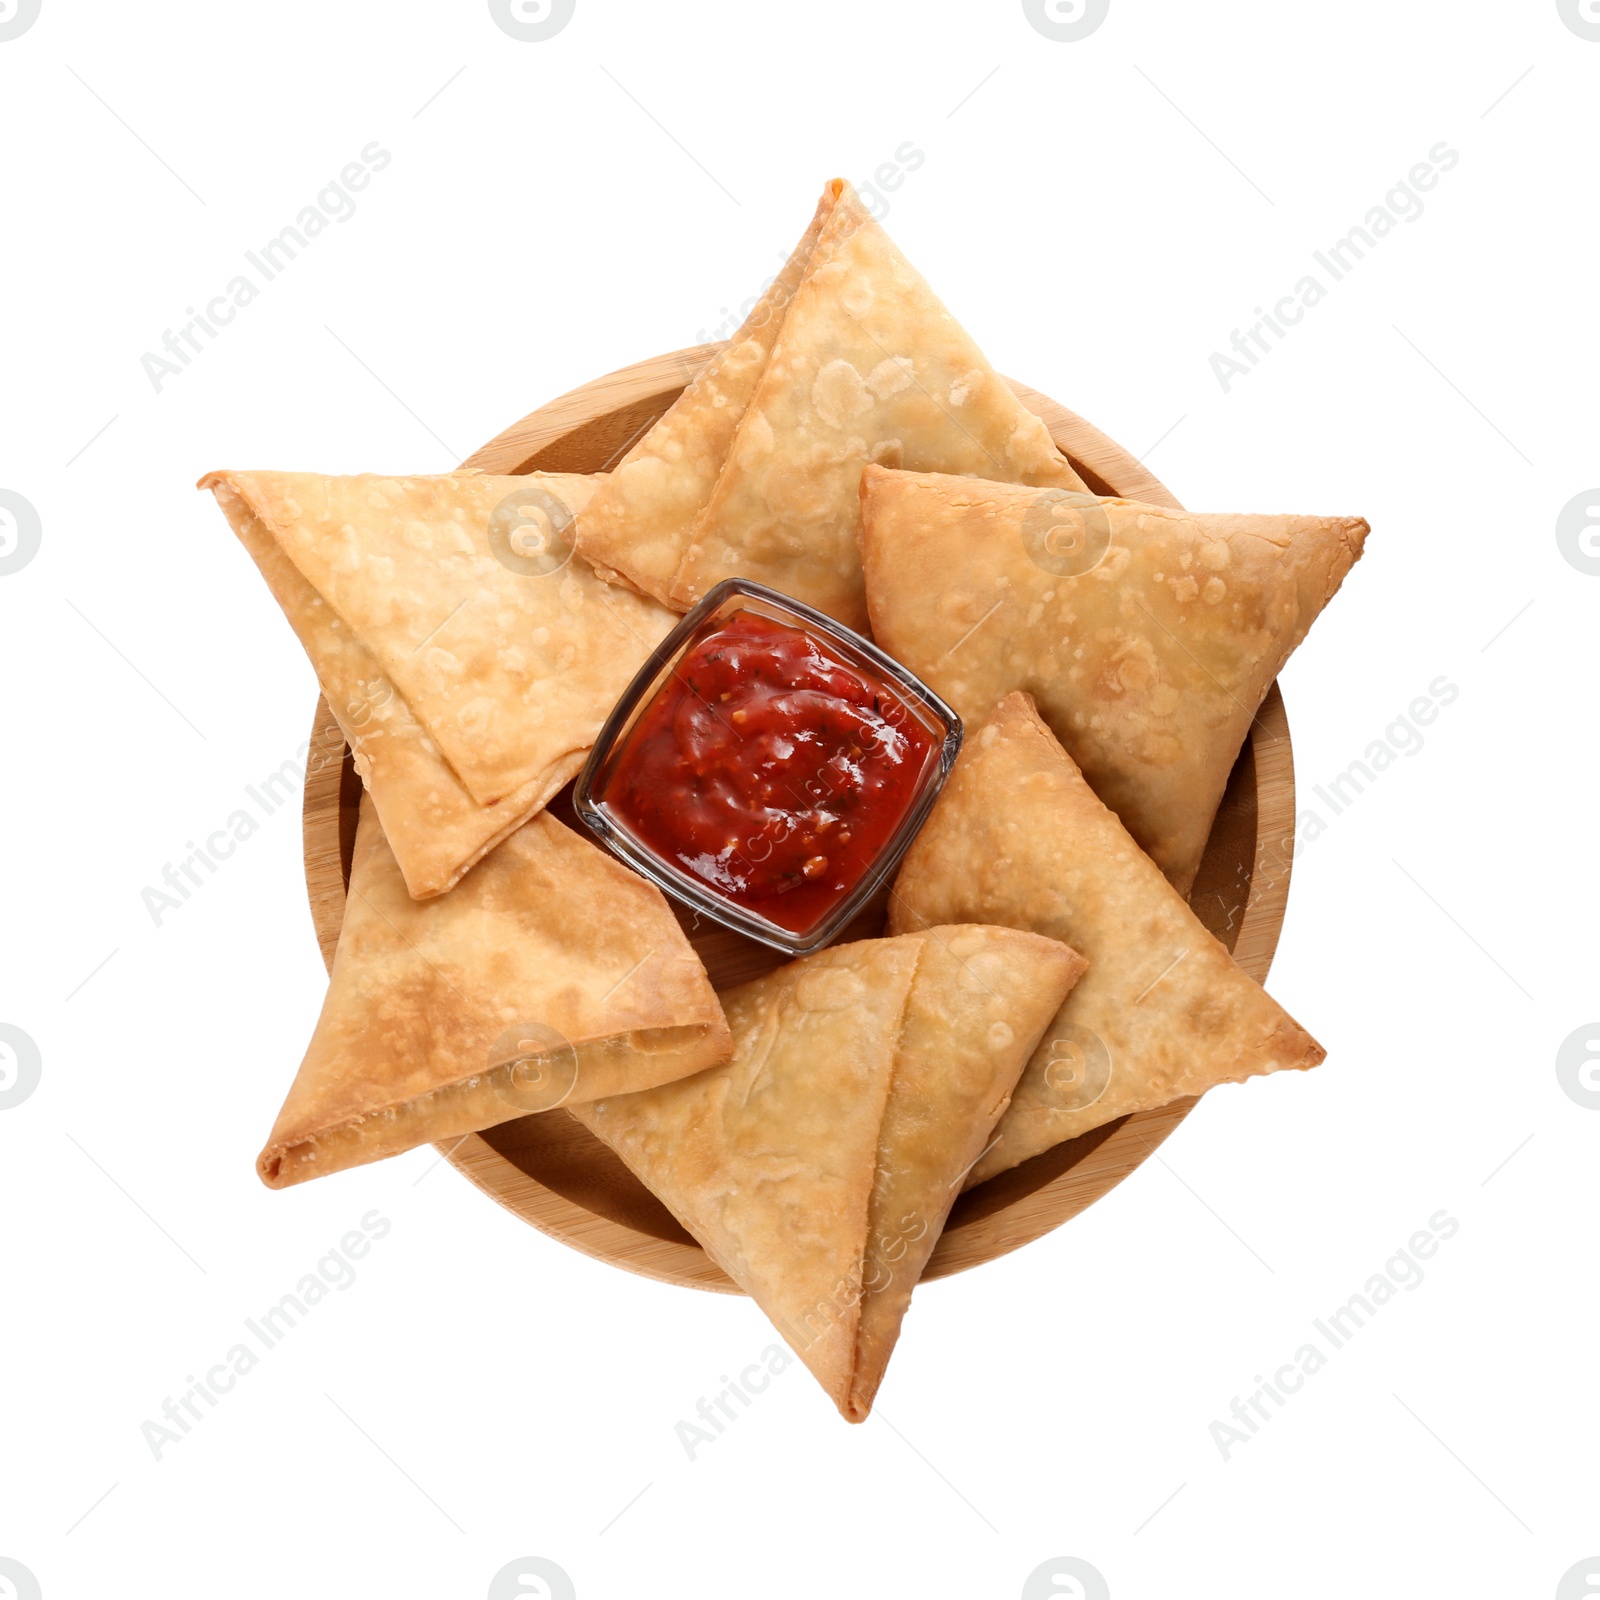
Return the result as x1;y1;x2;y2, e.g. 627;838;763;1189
598;612;936;934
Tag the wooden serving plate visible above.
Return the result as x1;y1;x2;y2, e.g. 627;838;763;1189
301;345;1297;1292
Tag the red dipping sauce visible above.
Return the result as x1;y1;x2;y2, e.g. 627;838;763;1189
596;612;937;935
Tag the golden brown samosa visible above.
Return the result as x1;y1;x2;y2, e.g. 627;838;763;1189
574;925;1084;1420
671;183;1088;629
573;179;1086;629
575;180;843;605
846;927;1086;1420
889;693;1325;1186
860;466;1367;892
203;469;677;897
258;796;730;1188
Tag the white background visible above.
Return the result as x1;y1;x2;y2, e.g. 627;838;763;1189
2;2;1596;1597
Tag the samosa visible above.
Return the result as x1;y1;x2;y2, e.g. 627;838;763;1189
860;466;1367;892
204;469;676;897
889;693;1324;1186
575;925;1084;1419
258;796;730;1188
576;179;1088;630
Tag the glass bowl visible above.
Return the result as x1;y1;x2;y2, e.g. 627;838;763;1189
574;578;962;956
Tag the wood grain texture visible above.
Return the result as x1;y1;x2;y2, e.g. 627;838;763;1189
300;345;1297;1293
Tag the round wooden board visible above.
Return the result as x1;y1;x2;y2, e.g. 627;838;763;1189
301;344;1298;1292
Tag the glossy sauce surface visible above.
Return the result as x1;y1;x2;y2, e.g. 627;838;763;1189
599;613;937;934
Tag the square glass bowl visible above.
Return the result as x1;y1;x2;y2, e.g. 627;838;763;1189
574;578;962;956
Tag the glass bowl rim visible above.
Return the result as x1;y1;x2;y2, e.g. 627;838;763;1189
572;577;963;956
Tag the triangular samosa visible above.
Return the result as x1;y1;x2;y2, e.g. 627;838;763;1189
889;693;1324;1187
207;473;602;898
258;795;730;1188
574;179;1086;630
860;466;1368;891
671;182;1087;629
573;925;1084;1419
845;925;1086;1420
575;180;842;605
203;470;677;892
